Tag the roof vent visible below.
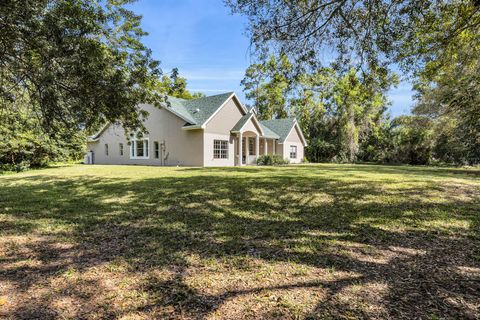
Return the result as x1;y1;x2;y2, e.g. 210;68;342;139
194;108;200;113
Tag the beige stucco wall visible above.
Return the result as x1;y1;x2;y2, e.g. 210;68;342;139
281;125;305;163
204;98;244;134
203;97;246;166
86;104;204;166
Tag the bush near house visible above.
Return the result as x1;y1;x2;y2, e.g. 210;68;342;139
256;154;289;165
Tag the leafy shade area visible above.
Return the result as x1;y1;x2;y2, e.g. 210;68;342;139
1;164;479;319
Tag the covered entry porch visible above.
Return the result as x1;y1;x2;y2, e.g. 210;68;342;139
234;133;278;166
230;112;279;166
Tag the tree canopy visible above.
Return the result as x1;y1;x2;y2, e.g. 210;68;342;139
1;0;161;134
226;0;480;73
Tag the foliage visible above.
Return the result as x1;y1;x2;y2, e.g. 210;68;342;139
413;30;480;165
243;55;396;163
230;0;480;166
0;95;85;172
1;0;162;135
226;0;480;74
256;154;289;165
241;54;293;119
388;116;434;165
155;68;205;100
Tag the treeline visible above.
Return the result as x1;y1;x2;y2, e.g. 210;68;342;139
242;54;479;166
228;0;480;166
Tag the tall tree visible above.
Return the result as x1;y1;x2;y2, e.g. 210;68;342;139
241;54;293;119
413;30;480;164
1;0;161;134
243;53;395;162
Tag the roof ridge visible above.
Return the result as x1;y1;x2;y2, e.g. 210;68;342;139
187;91;234;102
260;117;296;122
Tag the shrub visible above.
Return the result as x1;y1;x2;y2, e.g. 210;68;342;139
257;154;289;166
257;154;272;166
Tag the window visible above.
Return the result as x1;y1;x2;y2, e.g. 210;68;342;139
130;139;149;159
154;141;159;159
119;143;124;156
213;140;228;159
248;138;255;155
105;144;109;156
290;145;297;159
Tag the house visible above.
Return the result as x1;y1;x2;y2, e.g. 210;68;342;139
86;92;307;166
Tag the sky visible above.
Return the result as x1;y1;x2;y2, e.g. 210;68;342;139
130;0;413;117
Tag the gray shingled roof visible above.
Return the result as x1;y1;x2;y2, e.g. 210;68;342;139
260;118;296;143
231;113;253;132
163;92;234;126
259;123;280;139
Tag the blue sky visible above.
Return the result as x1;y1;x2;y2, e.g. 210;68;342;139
130;0;413;116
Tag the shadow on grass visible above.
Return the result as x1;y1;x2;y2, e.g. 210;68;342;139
0;165;479;319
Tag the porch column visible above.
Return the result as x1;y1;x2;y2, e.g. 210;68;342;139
239;132;243;166
255;134;259;160
273;139;276;154
264;138;267;155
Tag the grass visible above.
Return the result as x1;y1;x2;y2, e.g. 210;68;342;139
0;163;479;319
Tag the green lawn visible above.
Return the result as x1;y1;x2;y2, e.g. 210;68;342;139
1;164;479;319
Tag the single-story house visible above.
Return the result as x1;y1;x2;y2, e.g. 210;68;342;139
86;92;307;166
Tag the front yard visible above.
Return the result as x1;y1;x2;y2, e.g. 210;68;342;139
0;164;479;319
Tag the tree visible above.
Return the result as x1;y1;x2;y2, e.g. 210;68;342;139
301;68;394;162
388;116;434;165
413;31;480;164
242;53;395;162
0;93;85;170
1;0;161;135
241;54;293;119
226;0;480;73
155;68;205;100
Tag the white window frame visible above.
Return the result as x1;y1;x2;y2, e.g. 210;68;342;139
130;138;150;159
213;139;228;159
290;145;297;159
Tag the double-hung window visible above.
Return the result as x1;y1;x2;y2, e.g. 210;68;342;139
213;140;228;159
130;139;149;159
119;143;124;156
290;145;297;159
105;144;109;156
